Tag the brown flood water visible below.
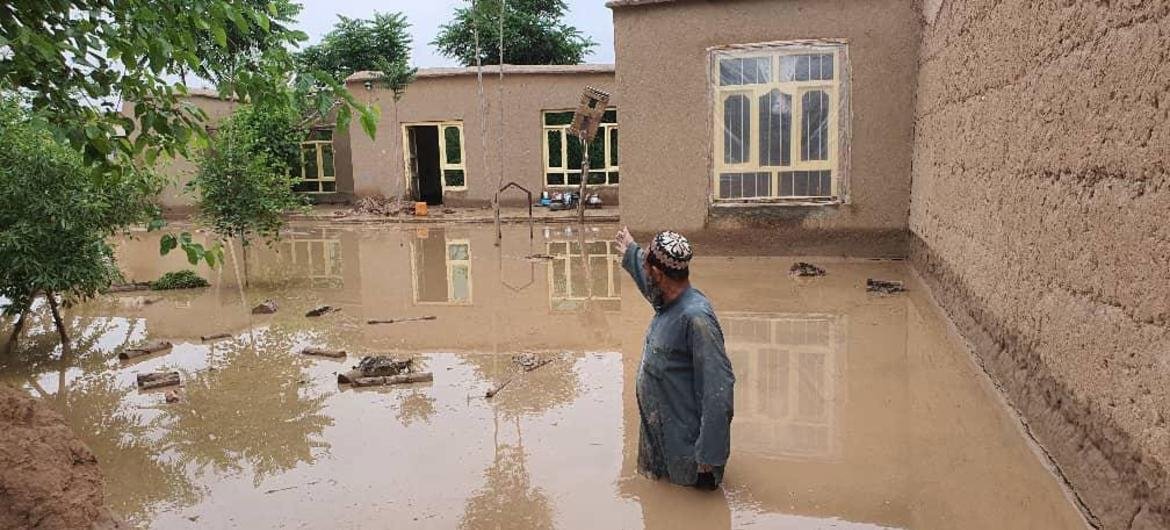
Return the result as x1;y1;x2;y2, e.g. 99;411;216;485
0;223;1087;529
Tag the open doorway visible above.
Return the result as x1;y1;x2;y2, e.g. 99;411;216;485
403;121;467;206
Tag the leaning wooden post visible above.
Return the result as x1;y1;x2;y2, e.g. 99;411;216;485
577;136;590;223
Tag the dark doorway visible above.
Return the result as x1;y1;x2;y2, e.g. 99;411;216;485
407;125;443;205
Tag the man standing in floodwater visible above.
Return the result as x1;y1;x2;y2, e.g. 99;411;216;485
615;227;735;490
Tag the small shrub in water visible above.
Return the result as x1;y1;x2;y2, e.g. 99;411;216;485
151;270;209;290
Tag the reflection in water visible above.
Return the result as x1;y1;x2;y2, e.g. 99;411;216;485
724;313;844;462
460;416;554;530
547;240;622;312
247;228;346;289
158;326;333;486
412;229;473;304
395;389;437;426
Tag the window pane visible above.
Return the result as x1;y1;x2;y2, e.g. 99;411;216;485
821;54;834;80
444;127;462;165
302;146;318;180
779;55;796;81
544;111;574;126
609;129;619;167
780;171;794;196
322;180;336;193
293;179;315;193
443;169;465;187
567;172;581;185
801;91;830;161
588;135;605;168
322;144;335;177
602;109;617;123
448;244;469;260
567;134;583;169
451;265;470;302
759;90;792;167
796;55;810;81
547;172;565;186
608;171;619;185
587;171;606;185
723;94;750;164
547;130;562;168
309;129;332;141
719;58;743;86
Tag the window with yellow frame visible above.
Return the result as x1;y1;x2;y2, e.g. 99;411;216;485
712;42;847;202
295;128;336;193
542;109;618;187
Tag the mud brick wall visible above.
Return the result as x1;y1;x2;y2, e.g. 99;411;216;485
909;1;1170;528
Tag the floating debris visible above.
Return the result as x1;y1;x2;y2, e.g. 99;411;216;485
305;305;338;317
338;356;414;384
351;372;434;387
106;282;152;293
485;379;512;399
164;390;181;404
366;315;437;325
200;333;232;342
352;196;414;217
137;371;180;390
524;254;555;262
118;341;173;360
513;352;554;372
301;347;346;359
252;300;278;314
790;262;826;277
866;279;906;294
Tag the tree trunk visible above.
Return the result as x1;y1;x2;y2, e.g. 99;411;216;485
2;311;26;355
241;238;250;288
47;293;72;357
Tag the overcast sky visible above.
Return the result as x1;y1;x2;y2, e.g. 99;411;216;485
295;0;616;67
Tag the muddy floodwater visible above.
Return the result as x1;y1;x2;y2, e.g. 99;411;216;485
0;223;1087;529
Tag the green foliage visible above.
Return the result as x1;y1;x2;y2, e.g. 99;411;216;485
297;12;417;98
190;103;309;246
0;0;379;180
433;0;596;66
150;270;209;290
0;98;159;314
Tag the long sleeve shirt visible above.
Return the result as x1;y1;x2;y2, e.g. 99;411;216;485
622;242;735;486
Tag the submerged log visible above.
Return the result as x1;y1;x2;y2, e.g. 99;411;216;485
866;278;906;294
305;305;337;317
366;316;436;325
790;262;826;277
201;333;232;342
136;371;180;390
301;347;346;359
252;300;279;314
119;341;173;360
350;372;433;387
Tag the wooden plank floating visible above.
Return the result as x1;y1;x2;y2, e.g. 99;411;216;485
366;316;437;325
119;341;173;360
252;300;278;314
201;333;232;342
137;371;180;390
301;347;346;359
350;372;433;387
866;278;906;294
305;305;338;317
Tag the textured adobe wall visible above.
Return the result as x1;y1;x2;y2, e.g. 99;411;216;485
346;71;618;207
910;1;1170;528
611;0;920;251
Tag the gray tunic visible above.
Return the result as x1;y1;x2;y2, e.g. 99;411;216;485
622;242;735;486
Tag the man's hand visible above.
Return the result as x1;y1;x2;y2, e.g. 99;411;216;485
615;226;635;256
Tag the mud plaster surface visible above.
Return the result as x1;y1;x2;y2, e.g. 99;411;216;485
910;1;1170;528
0;384;121;530
0;224;1086;529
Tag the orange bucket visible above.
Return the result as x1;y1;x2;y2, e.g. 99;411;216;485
414;202;428;216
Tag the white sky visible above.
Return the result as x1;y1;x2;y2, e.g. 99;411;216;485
295;0;616;67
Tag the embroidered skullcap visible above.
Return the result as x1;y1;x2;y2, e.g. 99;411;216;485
648;231;693;272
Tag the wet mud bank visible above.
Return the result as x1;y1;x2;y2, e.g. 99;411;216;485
0;384;121;530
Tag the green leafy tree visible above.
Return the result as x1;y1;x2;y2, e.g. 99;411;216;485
186;102;309;284
297;12;417;97
0;99;160;354
433;0;596;66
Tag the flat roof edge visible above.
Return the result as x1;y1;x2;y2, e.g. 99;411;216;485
345;64;615;84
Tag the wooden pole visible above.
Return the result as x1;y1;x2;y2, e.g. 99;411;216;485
577;136;590;223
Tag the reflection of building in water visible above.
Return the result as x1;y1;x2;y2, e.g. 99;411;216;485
279;237;343;288
724;313;845;462
411;231;472;304
546;240;622;311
